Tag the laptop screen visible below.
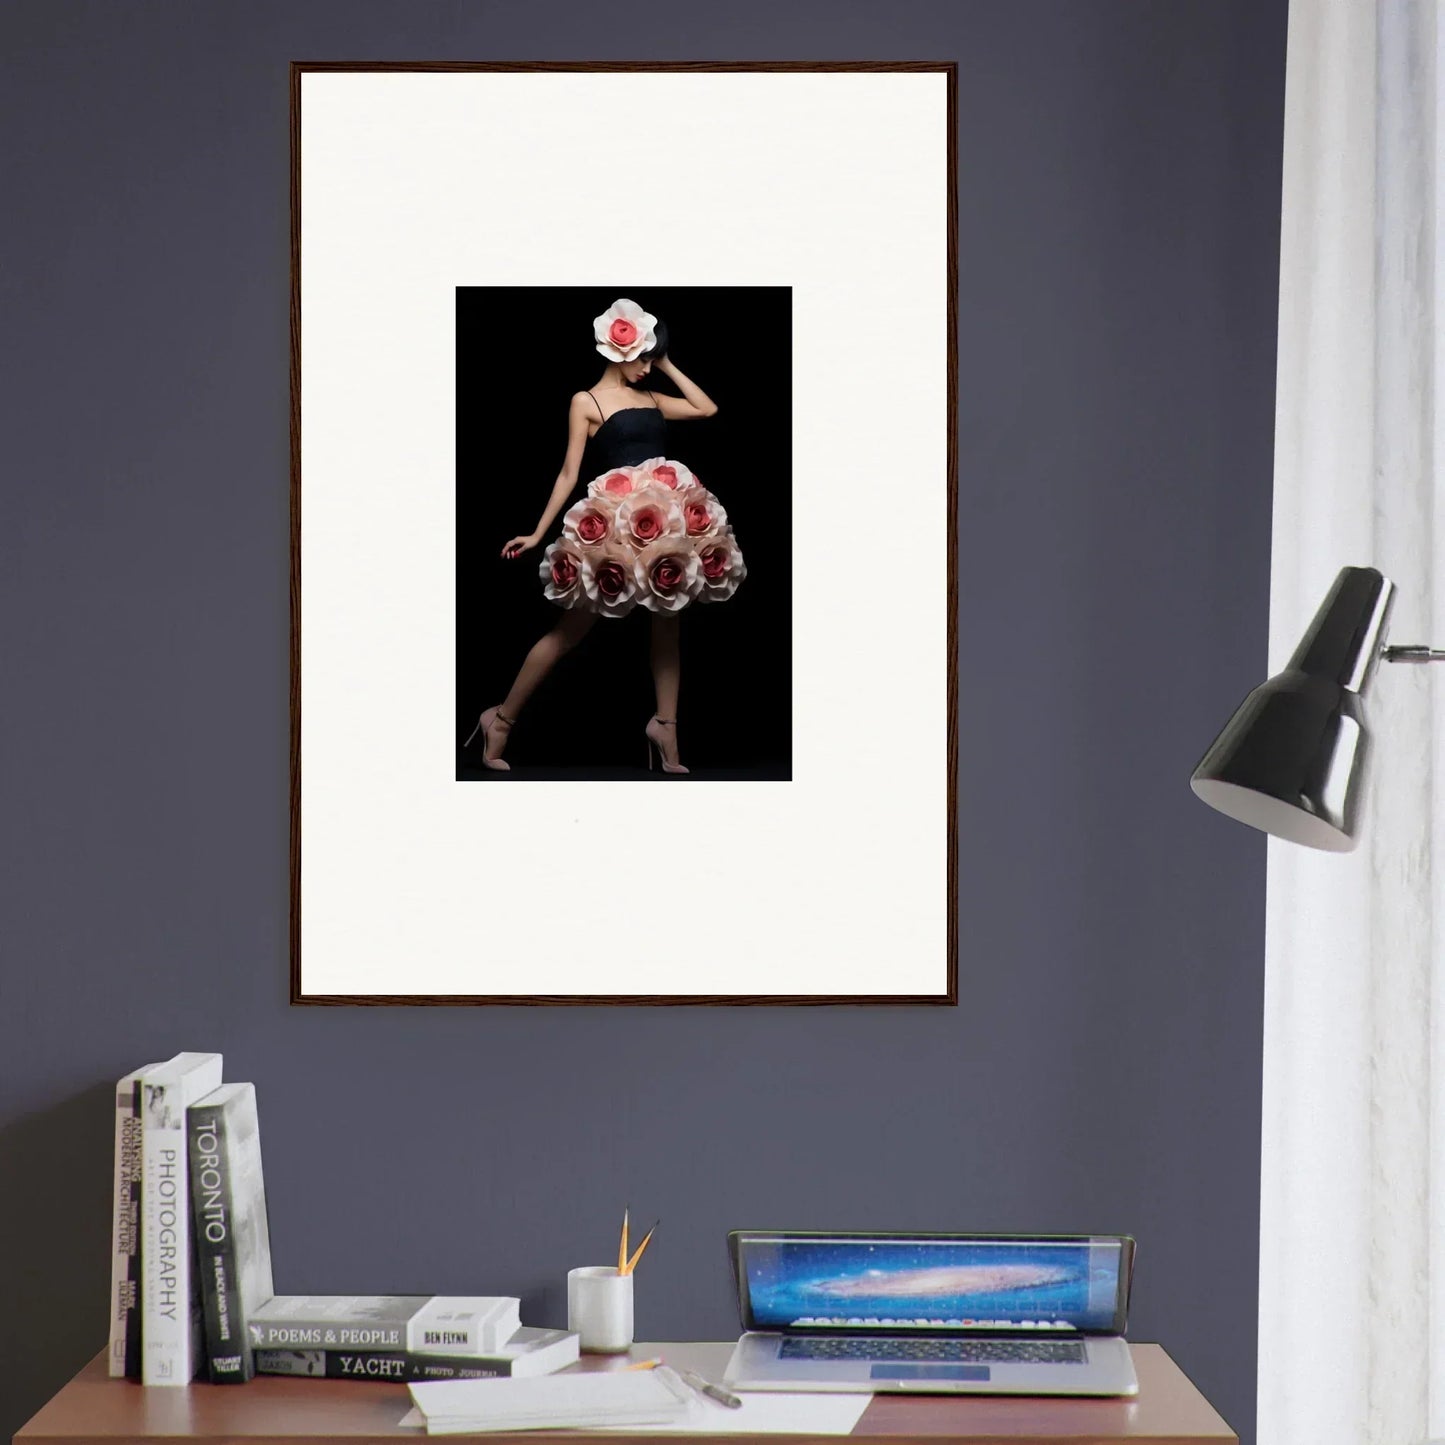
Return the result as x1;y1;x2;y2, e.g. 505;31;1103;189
731;1232;1133;1336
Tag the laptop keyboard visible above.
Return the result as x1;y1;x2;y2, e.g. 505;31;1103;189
780;1336;1087;1365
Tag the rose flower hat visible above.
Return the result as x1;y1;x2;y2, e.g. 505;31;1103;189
594;298;658;361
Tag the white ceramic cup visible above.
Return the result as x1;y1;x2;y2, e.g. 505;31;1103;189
567;1265;634;1353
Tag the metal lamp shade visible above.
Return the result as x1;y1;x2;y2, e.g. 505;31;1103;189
1190;566;1395;852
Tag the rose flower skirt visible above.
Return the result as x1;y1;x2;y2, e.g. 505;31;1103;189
539;456;746;617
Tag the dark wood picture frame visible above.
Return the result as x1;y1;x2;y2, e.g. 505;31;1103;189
289;60;958;1006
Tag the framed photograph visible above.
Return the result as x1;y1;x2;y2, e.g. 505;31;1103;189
292;62;957;1004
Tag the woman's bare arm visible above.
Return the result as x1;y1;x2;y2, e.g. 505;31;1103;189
650;356;718;420
501;393;594;558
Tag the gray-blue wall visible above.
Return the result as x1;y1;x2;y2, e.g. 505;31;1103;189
0;3;1284;1441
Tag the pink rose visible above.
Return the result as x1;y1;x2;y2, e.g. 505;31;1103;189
595;558;628;598
617;487;683;551
581;544;639;618
631;504;666;544
694;530;746;604
684;492;727;537
562;495;616;547
633;538;701;613
539;539;586;608
700;544;729;580
609;317;637;349
636;457;699;491
588;465;656;500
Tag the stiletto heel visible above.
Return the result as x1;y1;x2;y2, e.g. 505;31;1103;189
644;716;688;775
464;705;515;771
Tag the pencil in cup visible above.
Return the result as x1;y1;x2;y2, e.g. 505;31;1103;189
622;1220;657;1275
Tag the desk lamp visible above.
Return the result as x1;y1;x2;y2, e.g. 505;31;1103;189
1190;564;1444;852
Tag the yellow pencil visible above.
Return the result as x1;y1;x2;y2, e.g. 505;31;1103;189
618;1207;630;1274
624;1220;658;1275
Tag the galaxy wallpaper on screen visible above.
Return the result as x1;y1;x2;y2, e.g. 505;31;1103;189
743;1238;1123;1331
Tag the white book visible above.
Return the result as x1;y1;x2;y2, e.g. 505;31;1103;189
415;1297;521;1355
248;1296;521;1355
408;1365;693;1434
108;1063;160;1377
140;1051;223;1386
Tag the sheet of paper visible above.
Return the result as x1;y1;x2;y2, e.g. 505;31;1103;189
616;1391;873;1434
406;1368;694;1434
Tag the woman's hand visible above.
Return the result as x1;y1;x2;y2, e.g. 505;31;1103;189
501;533;540;560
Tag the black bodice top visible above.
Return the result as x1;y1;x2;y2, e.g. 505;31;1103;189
587;402;668;473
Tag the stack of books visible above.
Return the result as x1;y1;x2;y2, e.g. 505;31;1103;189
250;1302;577;1383
108;1052;578;1387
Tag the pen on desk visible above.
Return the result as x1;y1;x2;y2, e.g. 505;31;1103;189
679;1368;743;1409
623;1219;658;1275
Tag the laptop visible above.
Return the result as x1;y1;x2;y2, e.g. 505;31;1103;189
723;1230;1138;1396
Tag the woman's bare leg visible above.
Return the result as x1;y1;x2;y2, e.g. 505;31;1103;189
648;614;683;768
483;611;596;761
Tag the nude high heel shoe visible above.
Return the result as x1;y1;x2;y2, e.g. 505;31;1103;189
463;705;514;771
645;716;688;774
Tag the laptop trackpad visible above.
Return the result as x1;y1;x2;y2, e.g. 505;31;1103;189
870;1364;991;1382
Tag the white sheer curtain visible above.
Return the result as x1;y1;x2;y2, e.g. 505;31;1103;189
1261;3;1445;1444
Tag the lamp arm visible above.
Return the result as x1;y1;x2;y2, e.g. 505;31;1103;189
1383;645;1445;663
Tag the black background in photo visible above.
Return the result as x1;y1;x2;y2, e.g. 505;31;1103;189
456;286;793;779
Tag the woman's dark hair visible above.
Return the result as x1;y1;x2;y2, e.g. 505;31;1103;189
640;318;669;361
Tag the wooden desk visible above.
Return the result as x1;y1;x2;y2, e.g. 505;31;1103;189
15;1343;1236;1445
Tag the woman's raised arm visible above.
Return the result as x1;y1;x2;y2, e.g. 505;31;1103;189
650;355;718;421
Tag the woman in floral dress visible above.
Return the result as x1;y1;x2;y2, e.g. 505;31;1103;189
465;299;745;774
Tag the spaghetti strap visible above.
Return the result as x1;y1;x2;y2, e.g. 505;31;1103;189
646;389;660;409
586;390;605;422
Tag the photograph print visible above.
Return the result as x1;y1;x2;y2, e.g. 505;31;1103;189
457;286;791;782
293;64;952;1002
